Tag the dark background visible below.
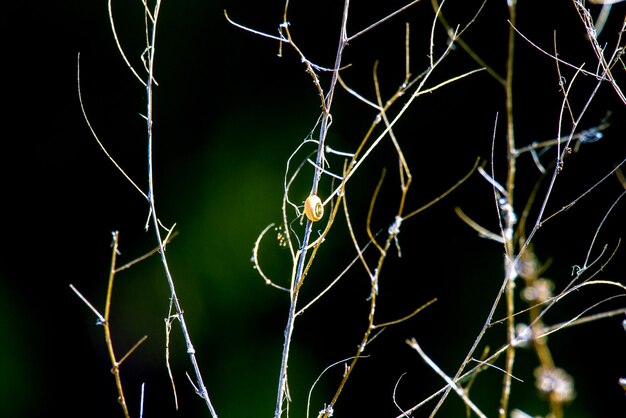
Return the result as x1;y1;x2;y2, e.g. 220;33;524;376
1;1;625;417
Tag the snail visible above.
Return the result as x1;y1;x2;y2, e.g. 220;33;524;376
304;194;324;222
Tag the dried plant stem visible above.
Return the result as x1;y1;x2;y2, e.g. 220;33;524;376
102;232;132;418
81;0;219;415
248;2;480;414
70;231;148;418
80;1;626;417
142;1;217;416
499;2;518;415
273;2;351;415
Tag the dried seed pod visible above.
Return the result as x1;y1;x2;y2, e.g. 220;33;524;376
304;195;324;222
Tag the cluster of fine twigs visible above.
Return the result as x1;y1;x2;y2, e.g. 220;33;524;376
73;1;625;418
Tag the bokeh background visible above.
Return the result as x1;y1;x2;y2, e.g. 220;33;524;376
1;1;625;417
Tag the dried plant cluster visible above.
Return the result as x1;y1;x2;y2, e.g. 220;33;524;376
73;1;625;418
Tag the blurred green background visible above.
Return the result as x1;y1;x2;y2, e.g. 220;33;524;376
1;1;624;417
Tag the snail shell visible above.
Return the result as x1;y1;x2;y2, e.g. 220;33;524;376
304;195;324;222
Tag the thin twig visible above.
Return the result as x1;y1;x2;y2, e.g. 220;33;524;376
373;298;437;328
407;338;487;418
305;356;361;418
77;54;148;201
252;223;290;291
114;231;179;273
108;0;148;87
347;0;422;43
69;284;105;324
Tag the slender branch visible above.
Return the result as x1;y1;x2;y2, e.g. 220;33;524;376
274;2;352;416
143;2;218;416
499;2;518;415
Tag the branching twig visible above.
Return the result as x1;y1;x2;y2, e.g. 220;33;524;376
70;231;148;418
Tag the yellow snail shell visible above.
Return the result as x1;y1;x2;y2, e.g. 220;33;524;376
304;195;324;222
